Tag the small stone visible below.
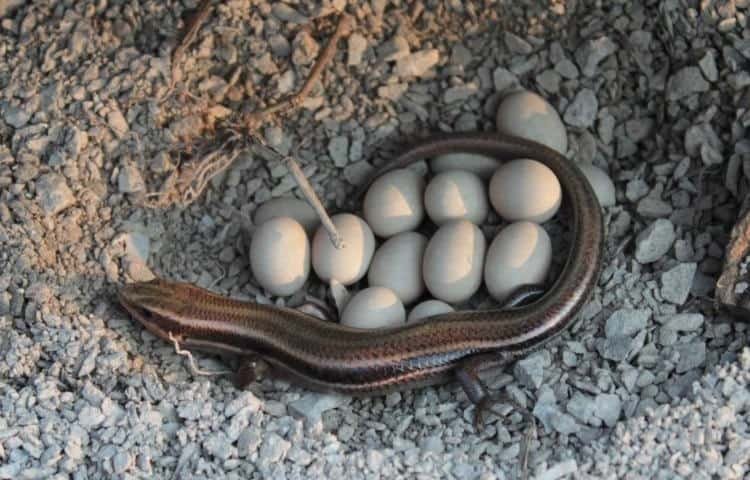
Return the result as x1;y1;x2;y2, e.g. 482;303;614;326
605;309;650;338
118;163;145;193
271;3;307;23
635;219;676;263
237;429;262;457
443;83;478;103
78;405;105;428
728;71;750;90
593;394;621;427
535;459;578;480
625;179;650;202
343;160;374;186
107;108;129;138
637;196;673;218
555;58;579;79
575;36;617;77
393;49;439;77
664;313;704;331
666;67;710;101
493;67;519;92
259;433;291;463
378;83;408;100
292;31;319;66
675;341;706;373
378;35;410;61
699;50;718;81
366;449;384;471
288;393;350;424
347;33;367;65
36;173;75;215
661;263;697;305
112;451;131;474
564;89;598;128
204;432;233;461
514;353;546;389
504;32;533;55
328;136;349;167
598;335;635;362
3;105;31;128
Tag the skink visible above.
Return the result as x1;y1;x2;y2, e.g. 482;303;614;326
118;131;604;416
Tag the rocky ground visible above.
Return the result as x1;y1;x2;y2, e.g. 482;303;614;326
1;0;749;478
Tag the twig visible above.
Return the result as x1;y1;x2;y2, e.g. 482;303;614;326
243;13;352;130
284;153;344;248
168;332;231;376
167;0;214;95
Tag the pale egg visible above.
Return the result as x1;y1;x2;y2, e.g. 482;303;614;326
340;287;406;329
425;170;488;225
367;232;427;305
579;163;616;207
430;153;500;178
423;220;486;303
363;168;425;237
253;197;320;235
489;159;561;223
407;299;455;323
484;221;552;302
312;213;375;286
250;217;310;296
496;90;568;154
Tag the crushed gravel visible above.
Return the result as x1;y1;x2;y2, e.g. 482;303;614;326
0;1;749;479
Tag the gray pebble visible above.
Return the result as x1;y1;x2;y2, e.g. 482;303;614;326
78;406;104;428
493;67;518;92
535;459;578;480
35;173;75;215
112;451;131;474
107;108;129;138
504;32;533;55
675;341;706;373
259;433;291;463
666;67;710;101
3;104;31;128
698;51;718;81
117;163;145;193
664;313;704;331
637;196;673;218
594;394;622;427
660;262;697;305
564;89;598;128
605;309;650;338
343;160;374;186
514;353;546;389
635;219;675;263
575;36;617;76
288;393;350;424
328;136;349;167
271;3;307;24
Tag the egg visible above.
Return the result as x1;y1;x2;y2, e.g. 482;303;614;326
250;217;310;296
367;232;427;304
489;159;562;223
484;221;552;302
363;168;425;237
496;91;568;154
431;153;500;178
408;299;455;323
423;220;486;303
253;197;320;235
579;163;616;207
312;213;375;286
424;170;489;225
341;287;406;329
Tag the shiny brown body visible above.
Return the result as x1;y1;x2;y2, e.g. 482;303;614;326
118;132;604;399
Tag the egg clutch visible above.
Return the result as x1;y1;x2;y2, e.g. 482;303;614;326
248;91;615;329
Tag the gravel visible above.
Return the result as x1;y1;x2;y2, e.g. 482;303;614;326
1;1;749;479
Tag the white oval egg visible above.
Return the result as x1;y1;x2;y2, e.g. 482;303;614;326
423;220;486;303
367;232;427;305
484;221;552;302
496;91;568;154
424;170;489;225
407;299;455;323
579;163;616;207
341;287;406;329
489;159;562;223
312;213;375;286
250;217;310;296
363;169;425;237
254;197;320;235
430;153;500;178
